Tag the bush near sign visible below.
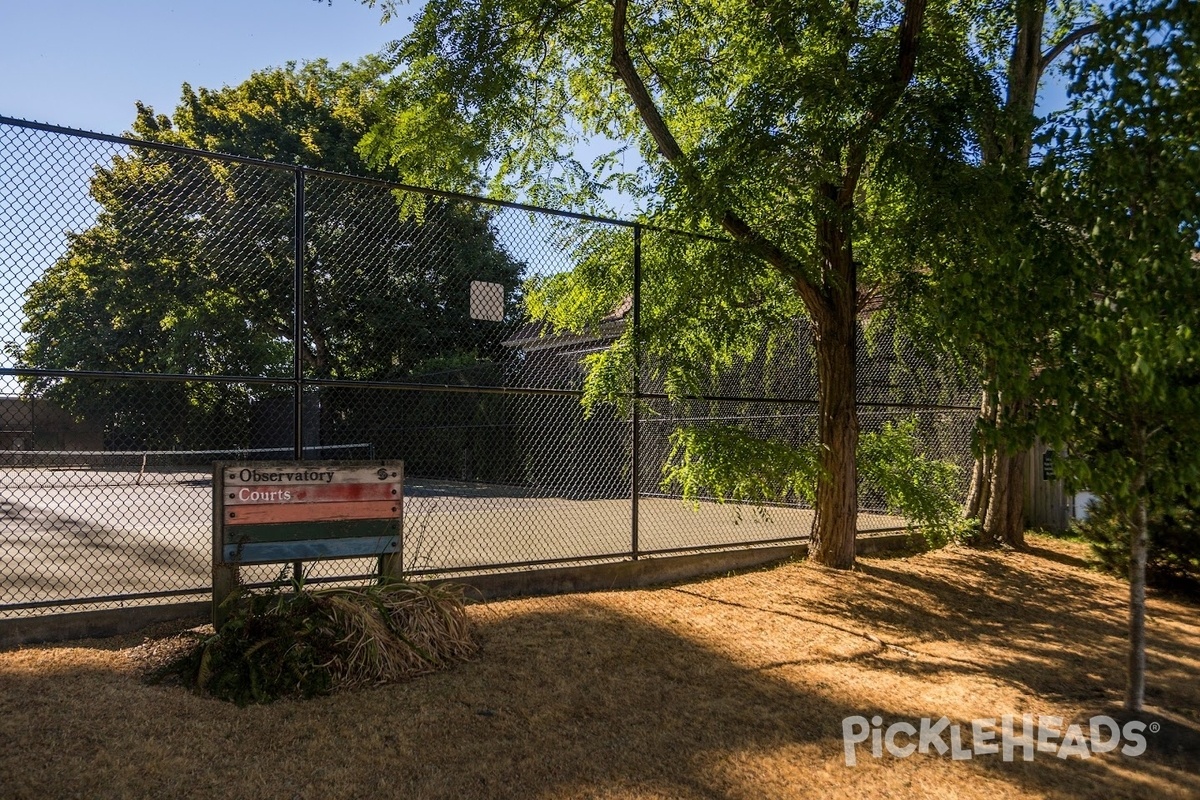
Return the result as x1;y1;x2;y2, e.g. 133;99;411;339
212;460;404;626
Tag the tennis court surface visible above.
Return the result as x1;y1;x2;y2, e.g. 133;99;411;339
0;458;906;614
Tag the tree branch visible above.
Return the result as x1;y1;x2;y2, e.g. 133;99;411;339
610;0;684;163
610;0;828;318
1039;23;1101;75
840;0;928;205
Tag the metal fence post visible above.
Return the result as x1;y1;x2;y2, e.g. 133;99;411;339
292;168;306;584
293;168;305;462
631;223;642;560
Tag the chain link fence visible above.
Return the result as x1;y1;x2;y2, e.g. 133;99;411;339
0;115;979;617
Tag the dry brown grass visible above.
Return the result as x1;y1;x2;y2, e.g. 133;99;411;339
1;534;1197;800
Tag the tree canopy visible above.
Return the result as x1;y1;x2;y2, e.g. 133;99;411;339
17;61;523;449
359;0;1005;565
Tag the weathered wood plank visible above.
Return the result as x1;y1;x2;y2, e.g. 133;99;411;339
223;535;400;565
226;518;400;544
224;482;400;505
226;499;400;526
221;462;402;486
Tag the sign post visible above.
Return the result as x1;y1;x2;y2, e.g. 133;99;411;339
212;460;403;626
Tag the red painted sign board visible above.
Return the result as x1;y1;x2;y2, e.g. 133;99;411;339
227;499;400;526
225;482;398;505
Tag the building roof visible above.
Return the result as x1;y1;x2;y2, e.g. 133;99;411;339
502;296;633;353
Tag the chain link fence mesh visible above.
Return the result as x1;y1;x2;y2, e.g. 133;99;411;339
0;116;981;618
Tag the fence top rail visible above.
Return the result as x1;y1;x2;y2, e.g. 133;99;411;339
0;444;373;458
0;113;725;242
0;367;978;410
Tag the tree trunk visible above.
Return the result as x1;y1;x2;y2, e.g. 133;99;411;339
966;372;1027;547
965;453;987;519
1127;484;1149;712
1003;452;1027;543
969;449;1027;545
983;449;1026;547
965;390;996;519
968;434;1028;547
810;296;858;569
1005;0;1046;164
966;1;1048;541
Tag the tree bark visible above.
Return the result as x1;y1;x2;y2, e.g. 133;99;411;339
1002;450;1027;542
966;391;1027;547
811;285;859;569
982;448;1026;546
1005;0;1045;163
969;446;1026;545
965;389;995;519
1127;494;1149;711
1127;453;1149;712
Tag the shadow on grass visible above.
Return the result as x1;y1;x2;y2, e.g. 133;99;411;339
839;552;1200;690
2;583;1197;799
842;549;1200;779
1024;541;1094;571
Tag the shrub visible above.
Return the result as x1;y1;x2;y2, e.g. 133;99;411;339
160;579;476;705
858;419;970;549
661;425;820;510
1074;494;1200;597
660;418;968;546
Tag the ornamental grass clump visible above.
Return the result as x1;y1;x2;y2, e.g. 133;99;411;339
160;580;475;705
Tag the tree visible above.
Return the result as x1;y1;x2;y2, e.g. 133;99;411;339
17;61;523;449
869;0;1108;548
841;0;1197;709
361;0;998;567
1034;0;1200;712
960;1;1105;547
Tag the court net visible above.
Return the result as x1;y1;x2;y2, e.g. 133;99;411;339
0;443;375;488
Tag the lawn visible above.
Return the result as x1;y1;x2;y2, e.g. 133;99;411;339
1;535;1197;799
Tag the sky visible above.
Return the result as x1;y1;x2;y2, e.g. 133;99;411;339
1;0;1075;139
0;0;404;136
0;1;409;394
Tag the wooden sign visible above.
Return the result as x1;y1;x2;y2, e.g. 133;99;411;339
212;460;403;625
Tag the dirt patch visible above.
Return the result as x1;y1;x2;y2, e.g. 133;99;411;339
1;535;1197;799
126;623;209;684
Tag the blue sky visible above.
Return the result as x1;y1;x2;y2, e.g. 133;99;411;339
0;0;1076;161
2;1;1074;137
0;0;404;135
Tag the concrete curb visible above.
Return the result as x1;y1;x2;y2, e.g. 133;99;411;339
0;601;211;650
0;532;920;649
440;531;920;601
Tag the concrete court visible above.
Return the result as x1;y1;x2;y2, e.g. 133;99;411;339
0;469;905;612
